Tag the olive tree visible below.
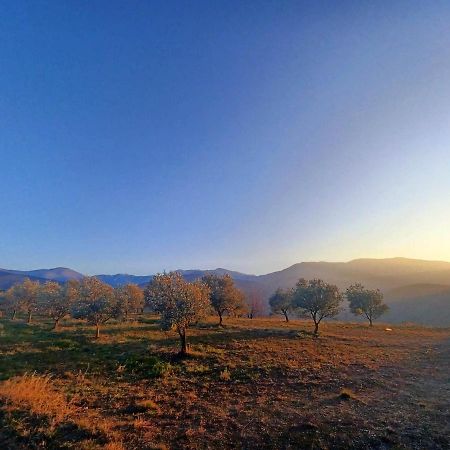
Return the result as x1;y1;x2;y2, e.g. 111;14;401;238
72;277;118;338
346;283;389;326
114;283;144;320
6;279;40;323
145;272;210;355
269;288;294;322
39;280;80;330
293;278;343;335
201;274;245;326
2;288;19;320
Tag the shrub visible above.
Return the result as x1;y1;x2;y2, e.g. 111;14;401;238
124;355;172;378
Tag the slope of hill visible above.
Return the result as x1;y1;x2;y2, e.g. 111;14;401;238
96;274;153;287
10;267;85;282
257;258;450;294
0;267;84;290
382;283;450;327
0;270;47;290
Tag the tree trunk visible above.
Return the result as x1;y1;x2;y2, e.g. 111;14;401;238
369;317;373;327
95;323;100;339
314;321;319;336
219;313;224;327
179;329;188;355
283;311;289;322
11;309;16;320
27;310;32;324
53;318;60;331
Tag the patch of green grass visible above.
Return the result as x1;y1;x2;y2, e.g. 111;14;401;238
123;355;173;378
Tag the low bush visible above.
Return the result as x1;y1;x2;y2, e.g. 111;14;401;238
124;355;172;378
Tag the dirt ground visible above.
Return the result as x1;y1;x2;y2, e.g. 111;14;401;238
0;316;449;449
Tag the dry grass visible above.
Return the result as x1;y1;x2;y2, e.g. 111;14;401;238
0;373;76;426
0;315;449;449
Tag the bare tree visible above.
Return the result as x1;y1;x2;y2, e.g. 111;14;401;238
115;284;144;320
293;278;343;335
346;283;389;326
202;274;246;326
246;291;264;319
72;277;118;338
39;280;80;330
269;288;294;322
145;272;210;355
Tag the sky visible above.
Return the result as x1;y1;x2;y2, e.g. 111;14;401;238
1;1;450;275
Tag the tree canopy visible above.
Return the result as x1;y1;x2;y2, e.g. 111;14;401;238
269;288;294;322
145;272;210;354
6;278;40;323
115;283;144;319
293;278;343;335
39;280;80;330
201;274;245;326
346;283;389;326
72;277;118;338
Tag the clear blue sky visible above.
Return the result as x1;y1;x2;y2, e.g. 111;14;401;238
1;1;450;275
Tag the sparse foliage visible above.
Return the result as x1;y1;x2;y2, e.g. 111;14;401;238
346;283;389;326
39;280;80;330
72;277;117;338
246;291;264;319
6;278;40;323
114;284;144;320
1;289;17;319
269;288;294;322
201;274;246;326
145;272;210;355
293;278;343;335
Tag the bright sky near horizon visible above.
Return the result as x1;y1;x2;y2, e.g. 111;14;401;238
1;1;450;275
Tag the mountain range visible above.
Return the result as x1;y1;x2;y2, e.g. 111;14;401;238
1;258;449;326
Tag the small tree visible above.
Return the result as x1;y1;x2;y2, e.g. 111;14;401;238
115;284;144;320
269;288;294;322
145;272;210;355
72;277;117;338
7;279;41;323
39;280;80;330
201;274;245;326
293;278;343;335
346;283;389;326
246;291;264;319
2;288;18;319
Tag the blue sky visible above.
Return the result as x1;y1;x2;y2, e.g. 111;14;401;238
1;1;450;275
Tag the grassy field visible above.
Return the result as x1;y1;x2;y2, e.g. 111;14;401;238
0;315;449;449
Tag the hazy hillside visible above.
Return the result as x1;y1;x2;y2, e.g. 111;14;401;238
381;283;450;327
96;274;153;287
0;270;46;290
254;259;450;326
257;258;450;294
12;267;84;282
0;267;84;290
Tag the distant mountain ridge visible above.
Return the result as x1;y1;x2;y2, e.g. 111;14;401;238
0;267;84;290
1;258;449;326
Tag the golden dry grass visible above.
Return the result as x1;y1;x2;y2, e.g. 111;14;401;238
0;373;75;426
